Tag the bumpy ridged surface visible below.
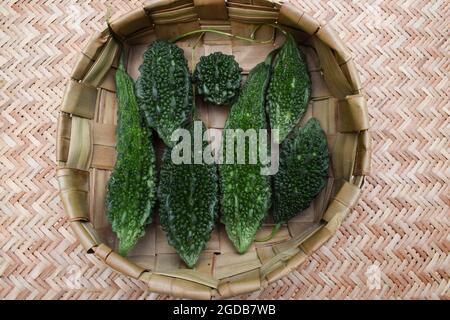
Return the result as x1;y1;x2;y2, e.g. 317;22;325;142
193;52;242;105
106;57;157;256
267;33;311;144
135;40;193;147
220;61;272;254
158;122;218;268
273;118;329;224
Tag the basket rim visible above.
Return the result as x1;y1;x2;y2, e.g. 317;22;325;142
56;0;370;299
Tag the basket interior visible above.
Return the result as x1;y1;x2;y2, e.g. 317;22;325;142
57;0;370;299
98;28;330;275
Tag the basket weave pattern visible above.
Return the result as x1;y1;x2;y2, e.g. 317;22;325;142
0;0;448;300
55;0;371;299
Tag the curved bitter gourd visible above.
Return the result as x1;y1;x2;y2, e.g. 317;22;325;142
267;33;311;144
135;40;193;147
220;60;272;254
193;52;242;105
273;117;329;224
106;56;157;256
158;122;218;268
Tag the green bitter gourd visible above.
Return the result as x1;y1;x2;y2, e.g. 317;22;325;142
158;122;218;268
135;40;193;147
266;33;311;144
273;117;329;224
193;52;242;105
220;58;273;254
106;55;157;256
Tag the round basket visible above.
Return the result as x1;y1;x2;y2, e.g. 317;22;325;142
56;0;371;299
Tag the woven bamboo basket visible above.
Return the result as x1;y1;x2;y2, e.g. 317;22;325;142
56;0;371;299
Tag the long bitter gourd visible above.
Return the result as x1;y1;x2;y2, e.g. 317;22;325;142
267;33;311;144
158;122;218;268
106;55;157;256
273;117;329;224
220;58;273;254
136;40;193;147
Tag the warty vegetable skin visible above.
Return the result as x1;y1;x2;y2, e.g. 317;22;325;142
193;52;242;106
135;40;193;147
273;117;329;224
158;122;218;268
220;59;273;254
266;33;311;144
106;56;157;256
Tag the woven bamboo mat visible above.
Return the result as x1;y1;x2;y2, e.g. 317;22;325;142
0;0;448;300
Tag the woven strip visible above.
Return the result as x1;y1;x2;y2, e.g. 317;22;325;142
0;0;448;300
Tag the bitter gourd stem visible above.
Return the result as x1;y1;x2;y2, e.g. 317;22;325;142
251;23;288;39
264;47;281;66
268;23;288;36
255;223;282;242
170;28;274;44
191;32;205;71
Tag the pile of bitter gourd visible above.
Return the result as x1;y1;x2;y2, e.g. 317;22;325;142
106;30;329;268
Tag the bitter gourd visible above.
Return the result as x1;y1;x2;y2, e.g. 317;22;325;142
135;40;193;147
106;55;157;256
273;117;329;224
193;52;242;105
220;58;273;254
158;122;218;268
267;33;311;144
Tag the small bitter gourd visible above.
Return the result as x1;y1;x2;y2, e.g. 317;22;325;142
267;33;311;144
273;117;329;224
220;58;273;253
193;52;242;105
158;122;218;268
135;40;193;147
106;55;157;256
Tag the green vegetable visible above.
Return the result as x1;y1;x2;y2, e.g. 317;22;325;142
273;117;329;224
106;55;157;256
193;52;242;105
220;58;273;254
158;122;218;268
135;40;193;147
266;33;311;144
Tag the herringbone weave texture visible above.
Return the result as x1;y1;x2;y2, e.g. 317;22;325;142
0;0;448;300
